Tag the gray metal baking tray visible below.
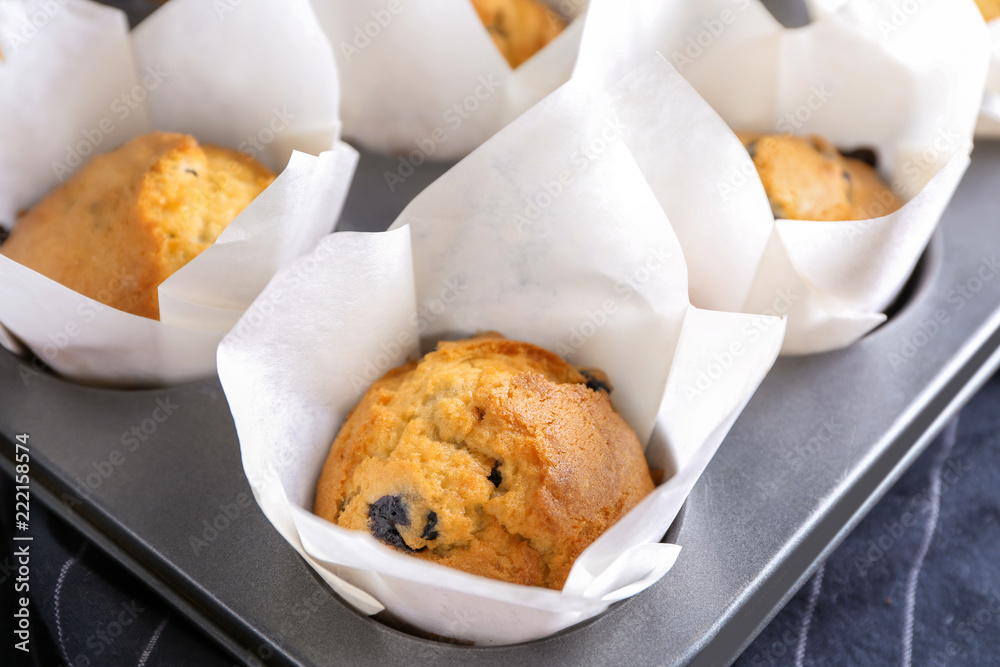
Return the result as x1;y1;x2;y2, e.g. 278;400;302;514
2;139;999;667
3;1;1000;665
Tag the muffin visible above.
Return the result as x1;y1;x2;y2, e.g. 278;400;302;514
977;0;1000;22
314;334;654;590
471;0;565;68
737;132;903;221
1;131;275;319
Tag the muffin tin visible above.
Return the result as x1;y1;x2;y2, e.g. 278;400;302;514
4;1;1000;665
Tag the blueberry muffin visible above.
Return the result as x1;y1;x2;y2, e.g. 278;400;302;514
977;0;1000;22
471;0;565;68
737;133;903;221
1;131;275;319
314;334;654;590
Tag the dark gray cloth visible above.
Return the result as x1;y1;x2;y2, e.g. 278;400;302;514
0;476;231;666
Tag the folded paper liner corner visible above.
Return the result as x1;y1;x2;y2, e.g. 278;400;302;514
217;69;786;645
803;0;1000;138
0;0;357;385
573;0;991;354
310;0;591;159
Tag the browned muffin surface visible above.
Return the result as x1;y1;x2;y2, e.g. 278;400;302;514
314;334;654;590
977;0;1000;22
471;0;565;68
1;131;275;319
737;132;903;221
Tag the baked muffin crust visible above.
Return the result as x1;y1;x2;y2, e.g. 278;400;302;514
471;0;565;68
977;0;1000;22
314;334;654;590
1;131;275;319
737;132;903;221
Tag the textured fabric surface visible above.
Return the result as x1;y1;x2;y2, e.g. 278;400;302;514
0;480;231;667
736;372;1000;667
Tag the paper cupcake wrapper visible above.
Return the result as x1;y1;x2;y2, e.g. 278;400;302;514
981;19;1000;136
803;0;1000;138
0;0;356;385
309;0;589;159
572;0;991;354
218;70;785;645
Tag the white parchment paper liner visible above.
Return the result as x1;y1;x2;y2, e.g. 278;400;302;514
0;0;357;385
309;0;589;159
573;0;991;354
980;18;1000;136
804;0;1000;138
217;72;786;645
